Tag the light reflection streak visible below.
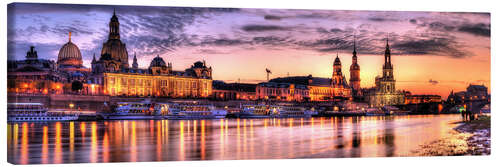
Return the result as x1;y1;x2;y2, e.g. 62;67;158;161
54;122;62;164
200;120;205;160
41;125;48;164
21;123;29;164
80;122;86;143
156;121;162;161
69;121;75;161
103;131;109;163
236;118;240;159
90;122;98;163
220;119;224;159
7;124;12;152
130;121;137;162
250;119;254;159
179;121;185;161
243;119;247;158
13;124;19;161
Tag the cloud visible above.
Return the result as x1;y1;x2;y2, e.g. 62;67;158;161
264;15;283;21
391;36;471;58
457;23;490;37
429;79;439;85
242;25;289;32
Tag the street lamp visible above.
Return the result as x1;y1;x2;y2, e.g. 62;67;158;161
69;103;75;114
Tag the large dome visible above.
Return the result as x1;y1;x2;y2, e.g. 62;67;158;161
57;32;83;67
149;55;166;68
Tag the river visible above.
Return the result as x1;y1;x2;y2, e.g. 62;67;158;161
7;114;462;164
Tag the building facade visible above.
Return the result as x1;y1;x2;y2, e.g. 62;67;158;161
366;39;405;107
7;46;65;94
256;82;309;101
213;81;257;100
447;84;490;104
89;10;213;98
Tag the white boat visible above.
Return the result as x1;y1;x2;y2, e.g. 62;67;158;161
101;101;168;120
364;108;385;116
103;100;227;120
273;106;313;118
7;103;79;122
166;104;227;120
239;105;313;118
238;105;273;118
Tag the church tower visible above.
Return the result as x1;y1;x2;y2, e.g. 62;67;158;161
100;9;129;70
379;37;396;93
132;52;138;69
383;38;394;80
332;54;344;88
349;36;361;96
109;9;120;40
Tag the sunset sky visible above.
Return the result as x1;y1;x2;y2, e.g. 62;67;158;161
7;3;490;98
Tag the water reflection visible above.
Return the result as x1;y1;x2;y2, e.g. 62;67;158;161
7;115;461;164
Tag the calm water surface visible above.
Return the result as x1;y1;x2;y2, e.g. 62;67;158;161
7;114;461;164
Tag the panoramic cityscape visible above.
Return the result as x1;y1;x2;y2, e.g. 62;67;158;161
6;3;490;165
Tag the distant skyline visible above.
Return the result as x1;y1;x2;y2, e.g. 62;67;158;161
7;3;490;98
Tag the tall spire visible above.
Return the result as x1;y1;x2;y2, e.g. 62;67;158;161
109;9;120;40
384;34;391;65
132;52;138;69
352;34;357;56
92;53;96;63
69;31;72;42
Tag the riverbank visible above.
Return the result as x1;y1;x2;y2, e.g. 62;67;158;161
412;115;490;156
455;115;491;155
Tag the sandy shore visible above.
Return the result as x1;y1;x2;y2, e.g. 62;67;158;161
412;115;490;156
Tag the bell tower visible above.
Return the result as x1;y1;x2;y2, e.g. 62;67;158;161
349;36;361;96
332;54;344;88
109;9;120;40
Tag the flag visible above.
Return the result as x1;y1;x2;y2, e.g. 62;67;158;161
266;68;272;74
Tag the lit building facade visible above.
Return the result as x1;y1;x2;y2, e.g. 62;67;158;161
405;94;442;104
256;82;309;101
212;81;257;100
7;46;65;95
101;71;212;97
366;39;405;107
89;10;213;98
256;54;352;102
447;84;490;104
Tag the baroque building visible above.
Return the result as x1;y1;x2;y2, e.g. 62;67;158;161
92;10;129;74
8;46;65;94
57;32;90;83
330;55;352;100
89;10;213;98
366;38;404;107
256;55;352;102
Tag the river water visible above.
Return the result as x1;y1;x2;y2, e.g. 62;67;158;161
7;114;462;164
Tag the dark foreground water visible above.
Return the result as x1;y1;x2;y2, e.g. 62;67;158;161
7;114;462;164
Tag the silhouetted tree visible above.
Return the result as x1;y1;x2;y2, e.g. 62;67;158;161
71;80;83;92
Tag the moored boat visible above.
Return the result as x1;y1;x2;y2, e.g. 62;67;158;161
165;104;227;120
237;104;313;118
101;101;168;120
102;100;227;120
7;103;79;122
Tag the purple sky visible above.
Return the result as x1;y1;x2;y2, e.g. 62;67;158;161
7;3;490;97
